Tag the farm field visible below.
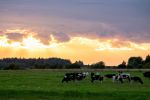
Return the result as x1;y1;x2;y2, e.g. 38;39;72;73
0;70;150;100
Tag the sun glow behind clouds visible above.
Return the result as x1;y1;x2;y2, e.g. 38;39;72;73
0;29;150;65
22;36;45;49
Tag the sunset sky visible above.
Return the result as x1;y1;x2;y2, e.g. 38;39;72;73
0;0;150;65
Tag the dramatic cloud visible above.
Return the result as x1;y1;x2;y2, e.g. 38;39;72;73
35;32;70;45
0;0;150;65
52;32;70;42
0;31;3;35
0;0;150;43
35;33;51;45
0;32;150;65
6;33;24;42
123;32;150;43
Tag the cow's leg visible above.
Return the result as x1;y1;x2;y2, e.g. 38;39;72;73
91;78;94;83
112;76;116;83
119;78;123;83
100;80;103;83
138;79;143;84
127;77;131;83
62;78;65;83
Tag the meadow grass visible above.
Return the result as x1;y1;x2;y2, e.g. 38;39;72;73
0;70;149;100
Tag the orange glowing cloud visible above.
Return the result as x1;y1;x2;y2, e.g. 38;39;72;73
0;29;150;65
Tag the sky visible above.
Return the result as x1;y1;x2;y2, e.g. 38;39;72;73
0;0;150;65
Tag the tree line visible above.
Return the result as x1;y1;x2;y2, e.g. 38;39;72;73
117;55;150;69
0;55;150;70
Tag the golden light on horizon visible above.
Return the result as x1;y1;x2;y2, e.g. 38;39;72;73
0;29;150;65
22;36;44;49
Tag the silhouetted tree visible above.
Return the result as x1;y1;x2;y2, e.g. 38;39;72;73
75;61;84;67
143;62;150;69
4;63;21;70
145;55;150;63
142;55;150;68
117;61;126;69
0;57;72;69
90;61;105;69
66;61;84;69
127;56;143;68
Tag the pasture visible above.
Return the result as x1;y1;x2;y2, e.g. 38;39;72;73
0;70;150;100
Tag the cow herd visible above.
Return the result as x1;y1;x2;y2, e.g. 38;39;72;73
62;71;150;84
62;72;88;83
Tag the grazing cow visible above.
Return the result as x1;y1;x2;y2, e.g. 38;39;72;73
143;71;150;78
76;72;87;81
112;74;123;83
62;73;76;83
82;72;89;78
120;73;131;82
91;72;103;83
130;76;143;84
112;72;131;84
62;75;71;83
62;72;88;83
105;74;116;78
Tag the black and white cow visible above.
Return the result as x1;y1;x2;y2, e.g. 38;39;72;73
112;73;130;83
62;72;88;83
120;73;131;82
91;72;103;83
112;74;123;83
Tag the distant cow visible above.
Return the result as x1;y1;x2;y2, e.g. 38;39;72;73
120;73;131;82
62;73;76;83
112;75;123;83
76;72;87;81
130;76;143;84
62;72;88;83
104;74;116;78
112;73;131;83
143;71;150;78
91;72;103;83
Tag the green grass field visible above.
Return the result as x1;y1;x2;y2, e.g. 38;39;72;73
0;70;150;100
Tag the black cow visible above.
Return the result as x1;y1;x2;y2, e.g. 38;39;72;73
131;76;143;84
143;71;150;78
104;74;116;78
62;73;76;83
91;73;103;83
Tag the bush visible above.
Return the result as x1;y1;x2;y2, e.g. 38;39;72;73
117;61;126;69
3;63;22;70
143;62;150;69
90;61;105;69
66;63;81;69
